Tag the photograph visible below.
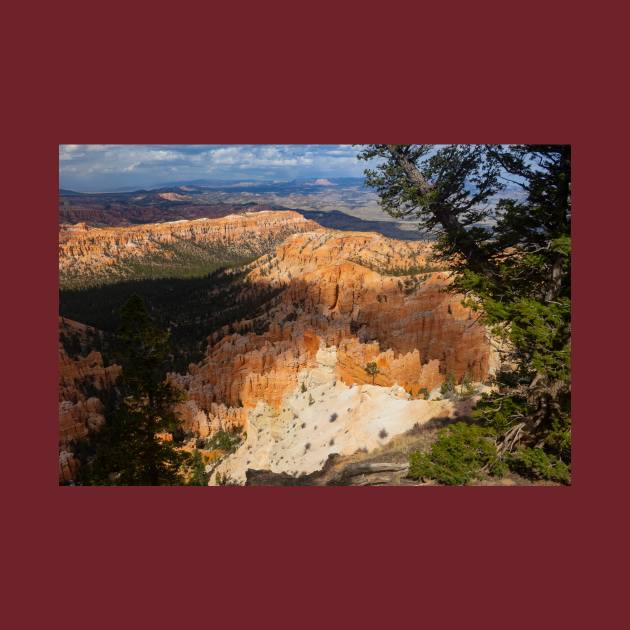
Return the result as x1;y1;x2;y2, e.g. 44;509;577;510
58;144;571;486
9;1;628;625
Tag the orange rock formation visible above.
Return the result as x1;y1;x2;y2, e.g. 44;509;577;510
58;319;120;481
59;210;320;283
172;230;494;435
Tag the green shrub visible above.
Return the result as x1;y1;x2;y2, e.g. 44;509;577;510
408;422;498;485
187;450;209;486
440;373;456;398
507;447;571;484
459;373;476;397
207;428;243;453
489;458;509;478
215;471;231;486
301;381;307;393
543;416;572;463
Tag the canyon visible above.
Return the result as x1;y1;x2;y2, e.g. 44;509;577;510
59;210;319;288
169;229;495;483
58;318;120;481
59;210;495;484
59;184;425;240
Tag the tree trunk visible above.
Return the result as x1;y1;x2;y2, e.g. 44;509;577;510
385;146;490;270
545;255;564;302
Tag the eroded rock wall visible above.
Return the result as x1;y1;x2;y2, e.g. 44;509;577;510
172;230;494;436
59;210;320;286
58;319;120;481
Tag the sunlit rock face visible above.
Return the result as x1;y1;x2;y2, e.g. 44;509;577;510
210;346;461;485
172;230;495;443
58;210;320;287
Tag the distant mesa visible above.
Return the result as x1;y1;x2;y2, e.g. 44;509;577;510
59;181;426;241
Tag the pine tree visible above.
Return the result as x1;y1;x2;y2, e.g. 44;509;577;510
80;295;186;485
359;145;571;482
187;450;210;486
364;362;380;384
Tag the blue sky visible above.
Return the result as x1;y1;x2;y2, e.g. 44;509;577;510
59;144;367;191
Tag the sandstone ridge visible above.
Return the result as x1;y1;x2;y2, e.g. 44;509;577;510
172;230;495;444
59;210;320;287
58;318;120;481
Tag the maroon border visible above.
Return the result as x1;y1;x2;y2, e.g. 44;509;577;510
5;2;626;627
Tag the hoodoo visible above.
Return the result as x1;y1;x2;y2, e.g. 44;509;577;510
169;229;494;481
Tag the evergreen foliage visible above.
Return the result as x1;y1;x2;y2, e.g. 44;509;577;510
60;268;284;372
459;373;476;397
186;450;210;486
408;423;503;485
77;295;187;485
360;145;571;483
507;446;570;484
440;373;457;398
364;361;380;384
205;427;243;453
59;232;283;290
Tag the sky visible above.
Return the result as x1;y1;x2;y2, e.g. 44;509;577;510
59;144;368;191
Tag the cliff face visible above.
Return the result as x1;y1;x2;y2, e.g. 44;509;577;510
58;201;268;228
211;346;460;485
59;210;320;288
58;318;120;481
171;230;495;440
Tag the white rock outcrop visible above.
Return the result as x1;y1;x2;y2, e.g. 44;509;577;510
210;346;455;484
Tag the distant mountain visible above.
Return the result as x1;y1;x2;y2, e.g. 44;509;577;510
60;179;368;198
58;179;428;240
148;179;262;190
141;177;367;195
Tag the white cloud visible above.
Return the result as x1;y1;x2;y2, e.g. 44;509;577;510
59;144;368;190
59;145;85;161
207;146;315;168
